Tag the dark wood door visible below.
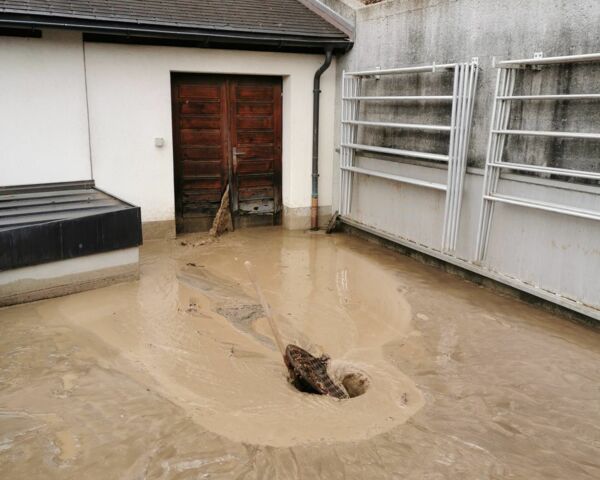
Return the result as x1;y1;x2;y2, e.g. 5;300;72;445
172;74;282;233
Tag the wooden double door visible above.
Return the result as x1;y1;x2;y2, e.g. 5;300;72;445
172;74;282;232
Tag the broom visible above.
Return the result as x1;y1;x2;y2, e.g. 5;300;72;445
243;261;348;399
244;261;286;359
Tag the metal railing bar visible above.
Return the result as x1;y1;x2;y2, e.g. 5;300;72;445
475;68;504;260
346;63;457;76
451;62;479;250
498;94;600;101
341;143;450;162
460;63;479;238
341;166;447;191
489;70;515;235
498;53;600;67
485;193;600;221
342;120;452;131
348;76;361;214
342;95;454;101
490;161;600;180
451;63;470;247
493;129;600;140
442;63;461;251
477;67;514;261
339;71;347;214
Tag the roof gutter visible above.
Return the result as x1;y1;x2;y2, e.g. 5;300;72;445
0;15;353;52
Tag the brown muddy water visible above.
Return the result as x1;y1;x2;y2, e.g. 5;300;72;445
1;228;599;479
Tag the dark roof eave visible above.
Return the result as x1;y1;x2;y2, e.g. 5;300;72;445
0;14;353;52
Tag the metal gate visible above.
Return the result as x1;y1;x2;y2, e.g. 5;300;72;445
339;59;479;253
475;52;600;262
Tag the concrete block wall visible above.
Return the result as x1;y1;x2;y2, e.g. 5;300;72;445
335;0;600;170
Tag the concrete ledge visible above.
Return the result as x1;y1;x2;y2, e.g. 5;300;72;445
0;248;139;307
340;217;600;327
142;220;176;241
282;205;333;230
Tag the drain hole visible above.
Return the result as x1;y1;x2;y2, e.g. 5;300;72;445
289;370;370;398
341;372;370;398
285;345;370;399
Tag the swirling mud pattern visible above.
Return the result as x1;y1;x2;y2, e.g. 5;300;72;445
0;228;599;479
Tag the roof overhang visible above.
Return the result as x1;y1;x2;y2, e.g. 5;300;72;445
0;13;353;54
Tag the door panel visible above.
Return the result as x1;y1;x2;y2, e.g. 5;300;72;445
228;78;282;226
178;85;220;97
180;129;222;144
181;146;221;160
180;117;222;129
236;160;274;174
172;74;282;233
237;103;274;115
172;75;229;231
236;116;274;129
181;102;221;115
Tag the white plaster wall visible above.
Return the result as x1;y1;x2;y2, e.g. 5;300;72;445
0;31;91;186
84;42;336;223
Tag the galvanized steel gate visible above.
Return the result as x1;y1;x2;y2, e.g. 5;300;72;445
339;59;479;253
475;52;600;262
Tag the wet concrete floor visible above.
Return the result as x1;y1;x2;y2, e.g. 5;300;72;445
1;228;599;479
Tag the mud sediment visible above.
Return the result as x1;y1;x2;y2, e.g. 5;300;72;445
1;228;599;479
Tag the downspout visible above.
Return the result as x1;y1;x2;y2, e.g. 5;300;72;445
311;48;334;230
82;39;93;180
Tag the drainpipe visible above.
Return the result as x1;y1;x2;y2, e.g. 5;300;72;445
311;48;334;230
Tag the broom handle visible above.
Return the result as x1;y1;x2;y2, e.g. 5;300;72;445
244;261;286;359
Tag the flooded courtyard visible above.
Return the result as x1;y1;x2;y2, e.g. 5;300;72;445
1;228;599;479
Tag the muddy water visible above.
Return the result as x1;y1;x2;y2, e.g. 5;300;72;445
1;228;599;479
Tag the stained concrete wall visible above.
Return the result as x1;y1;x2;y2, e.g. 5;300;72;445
330;0;600;318
336;0;600;171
